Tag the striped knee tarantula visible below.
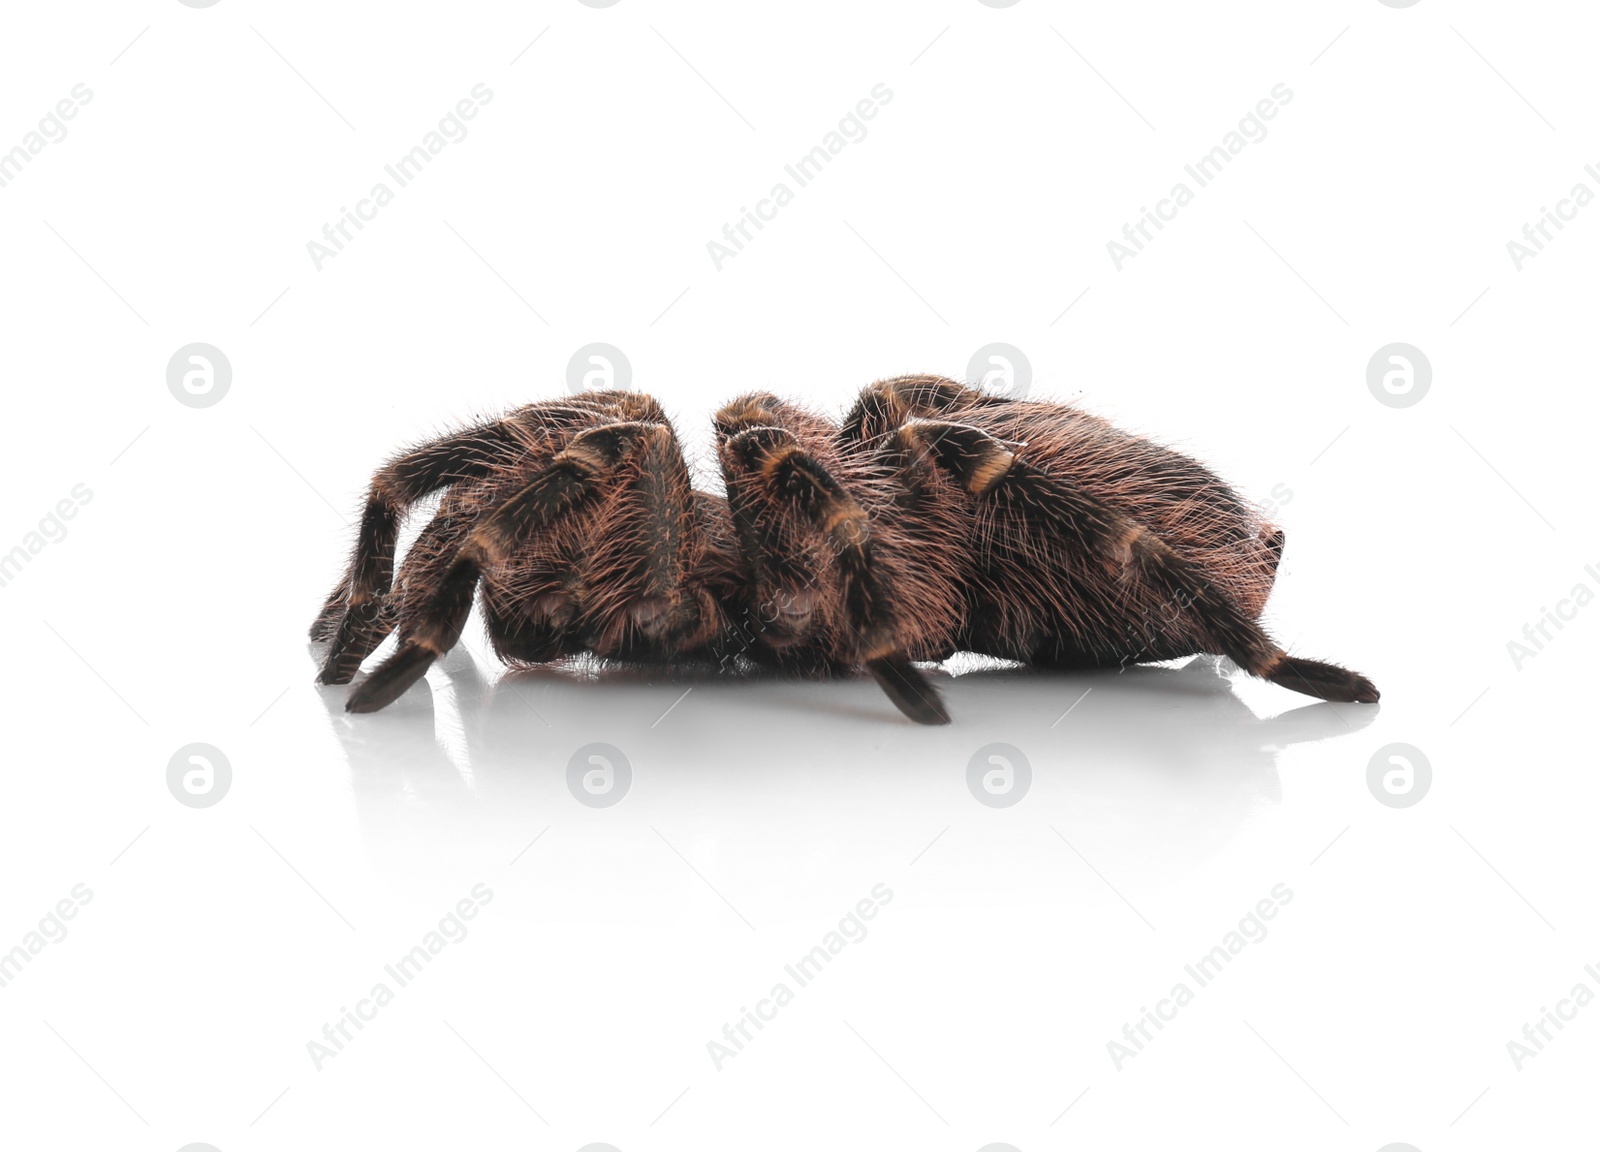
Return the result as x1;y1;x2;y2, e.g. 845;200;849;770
310;378;1378;720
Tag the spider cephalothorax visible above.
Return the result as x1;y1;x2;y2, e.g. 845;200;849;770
311;391;739;711
311;378;1377;720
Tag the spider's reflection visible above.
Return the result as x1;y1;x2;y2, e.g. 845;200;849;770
318;649;1378;911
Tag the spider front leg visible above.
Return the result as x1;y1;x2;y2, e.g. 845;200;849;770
344;421;678;713
314;419;524;684
717;418;949;725
888;419;1378;705
309;571;355;644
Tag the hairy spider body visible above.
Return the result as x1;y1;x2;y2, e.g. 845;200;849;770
311;391;736;712
709;376;1374;710
841;376;1287;667
311;377;1377;720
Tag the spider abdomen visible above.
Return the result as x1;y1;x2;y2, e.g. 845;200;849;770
933;400;1281;667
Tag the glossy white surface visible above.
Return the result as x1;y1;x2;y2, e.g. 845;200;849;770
1;2;1595;1150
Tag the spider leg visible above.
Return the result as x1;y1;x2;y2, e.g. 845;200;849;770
315;419;525;684
345;420;679;713
309;572;352;643
482;586;575;666
837;374;1001;446
719;422;949;725
324;499;474;677
890;419;1378;705
493;410;717;663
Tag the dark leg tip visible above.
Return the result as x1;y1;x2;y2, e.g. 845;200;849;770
344;643;437;713
1268;656;1380;705
868;657;951;725
314;599;392;686
317;644;364;685
344;690;388;714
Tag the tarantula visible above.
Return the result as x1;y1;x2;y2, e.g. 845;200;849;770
310;377;1378;721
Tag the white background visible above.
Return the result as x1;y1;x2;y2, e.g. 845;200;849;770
0;1;1594;1149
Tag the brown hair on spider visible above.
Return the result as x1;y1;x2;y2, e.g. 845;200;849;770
310;377;1377;721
